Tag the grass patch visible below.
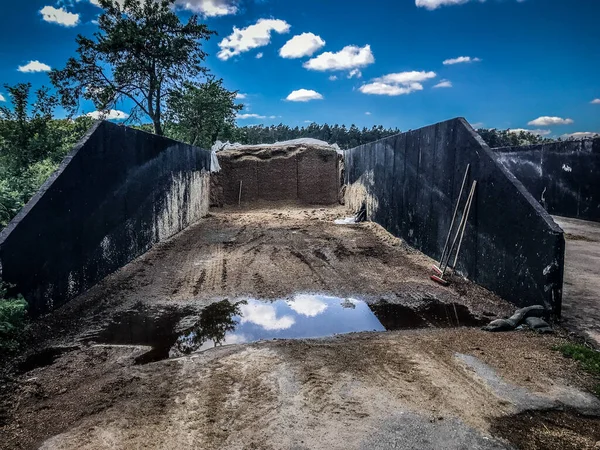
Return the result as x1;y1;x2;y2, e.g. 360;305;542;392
555;343;600;397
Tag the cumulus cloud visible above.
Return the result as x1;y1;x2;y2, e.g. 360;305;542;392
365;111;372;115
443;56;481;65
40;6;80;26
88;0;239;16
328;75;338;81
86;110;129;120
0;94;5;102
560;132;599;140
176;0;238;16
359;71;436;96
238;113;266;119
256;52;263;59
416;0;470;9
416;0;525;9
528;116;574;126
348;69;362;79
591;99;600;104
239;302;295;331
18;61;51;73
433;80;452;88
286;89;324;102
507;128;551;136
280;32;325;59
236;92;247;99
303;45;374;72
218;19;290;61
287;295;328;317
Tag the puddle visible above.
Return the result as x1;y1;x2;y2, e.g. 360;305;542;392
85;296;486;364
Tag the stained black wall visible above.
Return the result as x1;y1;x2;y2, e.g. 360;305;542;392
0;121;211;314
345;118;564;315
494;139;600;222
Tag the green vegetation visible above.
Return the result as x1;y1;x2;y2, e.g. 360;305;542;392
50;0;216;136
0;281;28;357
0;83;92;228
555;343;600;396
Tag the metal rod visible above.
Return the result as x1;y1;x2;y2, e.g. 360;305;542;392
438;164;470;270
441;180;476;276
238;180;243;206
452;180;477;269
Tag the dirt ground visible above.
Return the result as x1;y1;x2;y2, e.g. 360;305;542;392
1;205;599;449
553;216;600;347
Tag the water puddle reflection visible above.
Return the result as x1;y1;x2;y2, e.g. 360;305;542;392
85;295;486;364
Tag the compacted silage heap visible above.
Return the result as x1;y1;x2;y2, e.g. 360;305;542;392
211;139;343;207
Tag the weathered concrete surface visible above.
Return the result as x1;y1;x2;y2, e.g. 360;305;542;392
212;144;340;206
495;139;600;222
553;216;600;346
0;121;211;314
345;118;565;315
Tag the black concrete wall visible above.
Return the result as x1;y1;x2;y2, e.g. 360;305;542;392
345;118;564;315
494;139;600;222
0;121;211;314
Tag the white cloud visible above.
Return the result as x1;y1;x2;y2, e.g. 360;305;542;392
471;122;484;128
359;70;436;96
236;92;247;99
287;295;328;317
416;0;470;9
18;60;51;73
240;301;295;331
89;0;239;16
280;32;326;59
304;45;374;72
218;19;290;61
591;99;600;105
359;82;423;96
256;52;264;59
507;128;552;136
417;0;525;9
86;109;129;120
0;94;5;102
176;0;238;16
40;6;79;27
443;56;481;65
238;113;266;119
365;111;372;115
329;75;338;81
348;69;362;79
374;71;437;84
433;80;452;88
528;116;574;126
560;132;599;140
286;89;324;102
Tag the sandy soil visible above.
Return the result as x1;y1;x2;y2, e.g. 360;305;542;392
1;205;599;449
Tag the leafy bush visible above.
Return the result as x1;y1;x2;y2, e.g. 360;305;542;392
0;282;28;355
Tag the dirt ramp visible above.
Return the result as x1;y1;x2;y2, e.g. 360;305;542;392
212;144;340;206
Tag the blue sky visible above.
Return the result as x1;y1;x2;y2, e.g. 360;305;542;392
1;0;599;138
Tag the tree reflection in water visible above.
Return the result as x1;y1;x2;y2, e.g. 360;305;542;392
172;300;247;356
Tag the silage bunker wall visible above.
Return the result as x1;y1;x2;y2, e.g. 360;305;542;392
0;121;211;314
494;138;600;222
345;118;564;315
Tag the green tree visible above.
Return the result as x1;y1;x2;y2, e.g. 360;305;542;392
50;0;215;135
0;84;93;228
166;78;242;148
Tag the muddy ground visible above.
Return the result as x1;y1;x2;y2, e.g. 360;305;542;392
1;205;599;449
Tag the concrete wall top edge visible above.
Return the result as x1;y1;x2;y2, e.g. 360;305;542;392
458;119;563;234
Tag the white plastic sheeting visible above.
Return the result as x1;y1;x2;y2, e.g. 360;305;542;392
211;138;343;156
